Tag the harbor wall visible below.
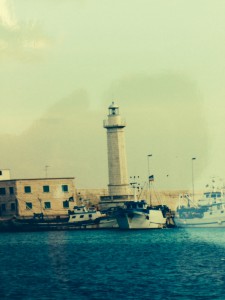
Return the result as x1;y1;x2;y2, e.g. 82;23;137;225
76;188;203;211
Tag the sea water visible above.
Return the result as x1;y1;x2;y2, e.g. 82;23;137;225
0;228;225;300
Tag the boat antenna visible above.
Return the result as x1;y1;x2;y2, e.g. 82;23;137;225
130;176;140;201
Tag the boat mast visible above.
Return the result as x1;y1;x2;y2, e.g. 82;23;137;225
147;154;152;206
130;176;140;201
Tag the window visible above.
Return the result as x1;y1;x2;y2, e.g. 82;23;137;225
0;171;2;175
89;214;92;218
44;202;51;209
80;215;84;218
1;204;6;211
26;202;32;210
63;200;69;208
24;186;31;193
11;203;16;211
43;186;50;193
0;188;6;195
72;216;76;219
62;185;68;192
9;187;14;195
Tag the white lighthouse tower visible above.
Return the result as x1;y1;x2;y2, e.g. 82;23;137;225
103;102;131;200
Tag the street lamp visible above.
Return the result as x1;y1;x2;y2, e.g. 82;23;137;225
192;158;196;201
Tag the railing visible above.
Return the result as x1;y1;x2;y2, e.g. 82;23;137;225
103;119;126;128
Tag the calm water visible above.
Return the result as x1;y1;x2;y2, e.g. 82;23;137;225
1;229;225;300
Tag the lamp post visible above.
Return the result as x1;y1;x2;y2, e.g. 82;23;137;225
192;158;196;201
147;154;152;205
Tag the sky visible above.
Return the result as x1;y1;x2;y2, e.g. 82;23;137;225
0;0;225;191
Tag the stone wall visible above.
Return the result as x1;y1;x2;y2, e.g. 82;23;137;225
76;188;203;211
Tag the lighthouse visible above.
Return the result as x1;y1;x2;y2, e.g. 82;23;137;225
103;102;131;199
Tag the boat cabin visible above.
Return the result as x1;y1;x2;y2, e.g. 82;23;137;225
198;191;225;206
125;200;148;210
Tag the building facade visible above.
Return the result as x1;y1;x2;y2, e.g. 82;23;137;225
0;177;76;218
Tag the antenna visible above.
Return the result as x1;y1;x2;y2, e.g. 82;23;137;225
45;165;50;178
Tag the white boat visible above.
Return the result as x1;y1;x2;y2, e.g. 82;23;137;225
68;205;106;225
68;205;118;228
174;189;225;228
115;200;168;229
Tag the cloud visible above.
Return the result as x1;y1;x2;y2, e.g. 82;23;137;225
102;73;209;189
0;0;52;61
0;90;107;188
0;0;17;28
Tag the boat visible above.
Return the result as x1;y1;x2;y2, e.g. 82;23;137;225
112;173;170;229
68;205;105;224
174;187;225;228
68;205;118;228
0;205;117;232
114;200;168;229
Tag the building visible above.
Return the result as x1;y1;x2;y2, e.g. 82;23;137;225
0;177;76;218
100;102;133;208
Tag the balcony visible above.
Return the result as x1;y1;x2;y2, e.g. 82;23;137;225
103;119;126;128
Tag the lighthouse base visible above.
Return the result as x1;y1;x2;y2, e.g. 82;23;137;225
99;195;134;211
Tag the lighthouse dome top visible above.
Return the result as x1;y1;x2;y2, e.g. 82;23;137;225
108;101;120;116
108;102;119;109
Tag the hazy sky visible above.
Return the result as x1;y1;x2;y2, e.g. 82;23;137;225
1;0;225;190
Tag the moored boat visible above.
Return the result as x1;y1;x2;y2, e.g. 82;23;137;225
114;200;168;229
0;204;117;232
174;188;225;228
68;205;118;228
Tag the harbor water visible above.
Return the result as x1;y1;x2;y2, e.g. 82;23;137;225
1;229;225;300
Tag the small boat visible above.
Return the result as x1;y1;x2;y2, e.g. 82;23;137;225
114;200;168;229
68;205;106;225
68;205;118;228
174;187;225;228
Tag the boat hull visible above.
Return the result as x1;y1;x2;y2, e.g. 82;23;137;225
116;210;166;229
174;212;225;228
